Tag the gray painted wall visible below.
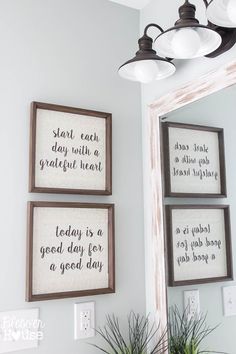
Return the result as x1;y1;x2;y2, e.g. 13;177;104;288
0;1;145;353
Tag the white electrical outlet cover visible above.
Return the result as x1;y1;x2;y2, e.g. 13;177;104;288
74;302;95;340
223;286;236;316
0;308;41;353
184;290;200;318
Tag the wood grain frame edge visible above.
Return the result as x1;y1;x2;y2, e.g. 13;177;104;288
162;121;227;198
29;101;112;195
166;204;232;287
26;201;115;301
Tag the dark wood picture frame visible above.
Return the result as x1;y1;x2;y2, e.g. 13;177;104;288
26;201;115;302
29;101;112;195
162;122;227;198
165;205;233;287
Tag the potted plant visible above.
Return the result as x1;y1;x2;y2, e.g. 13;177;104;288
92;311;168;354
168;306;225;354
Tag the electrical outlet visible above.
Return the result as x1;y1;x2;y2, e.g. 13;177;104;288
74;302;95;340
80;310;91;331
223;286;236;316
184;290;200;319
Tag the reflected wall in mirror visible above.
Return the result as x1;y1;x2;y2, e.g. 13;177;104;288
148;60;236;354
166;84;236;354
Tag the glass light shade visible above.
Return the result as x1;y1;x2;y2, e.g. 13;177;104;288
134;61;159;83
154;26;222;59
207;0;236;27
118;59;176;83
171;28;201;58
227;0;236;23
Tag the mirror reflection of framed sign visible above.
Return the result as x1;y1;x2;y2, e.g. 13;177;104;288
29;102;112;195
26;201;115;302
162;122;227;198
165;205;233;287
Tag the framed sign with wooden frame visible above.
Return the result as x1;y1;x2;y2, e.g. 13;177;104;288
26;201;115;302
165;205;233;287
29;102;112;195
162;122;227;198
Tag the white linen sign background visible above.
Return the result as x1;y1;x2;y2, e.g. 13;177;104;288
35;109;106;190
172;208;227;282
32;207;109;295
168;127;221;194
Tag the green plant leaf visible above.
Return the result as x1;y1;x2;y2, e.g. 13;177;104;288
91;311;168;354
168;306;227;354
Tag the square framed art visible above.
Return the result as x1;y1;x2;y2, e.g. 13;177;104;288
26;201;115;301
29;102;112;195
165;205;233;287
162;122;227;197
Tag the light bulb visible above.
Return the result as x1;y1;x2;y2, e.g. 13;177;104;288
227;0;236;24
171;28;201;59
134;60;159;83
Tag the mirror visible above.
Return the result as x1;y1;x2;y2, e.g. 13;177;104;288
166;84;236;354
147;60;236;354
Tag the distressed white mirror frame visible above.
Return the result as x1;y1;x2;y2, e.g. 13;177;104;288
147;59;236;349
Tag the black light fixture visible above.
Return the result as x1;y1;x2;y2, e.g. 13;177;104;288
118;24;176;83
119;0;236;83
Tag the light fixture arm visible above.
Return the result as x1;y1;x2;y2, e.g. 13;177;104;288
202;0;209;9
144;23;164;37
141;23;173;61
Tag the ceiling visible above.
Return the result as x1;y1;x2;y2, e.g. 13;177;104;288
108;0;151;10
